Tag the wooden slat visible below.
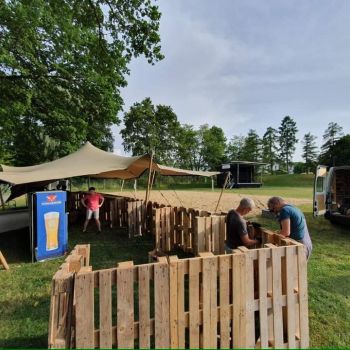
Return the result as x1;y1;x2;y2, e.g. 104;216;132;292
297;245;309;348
204;217;211;252
272;247;284;348
166;207;171;251
245;251;255;348
258;249;269;349
195;217;205;255
189;258;201;348
0;251;9;270
99;270;112;349
286;246;296;348
232;252;246;348
219;216;226;254
219;255;230;349
169;256;179;348
75;272;95;348
210;256;218;348
117;265;134;349
155;209;161;250
138;264;151;348
211;216;220;255
177;260;185;348
154;261;170;348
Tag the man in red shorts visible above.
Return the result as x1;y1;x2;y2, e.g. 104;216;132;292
81;187;104;233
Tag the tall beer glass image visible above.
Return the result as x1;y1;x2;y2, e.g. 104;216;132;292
44;211;59;250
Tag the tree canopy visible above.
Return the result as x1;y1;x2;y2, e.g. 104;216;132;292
0;0;163;165
278;116;298;172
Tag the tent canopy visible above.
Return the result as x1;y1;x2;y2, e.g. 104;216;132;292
0;142;219;186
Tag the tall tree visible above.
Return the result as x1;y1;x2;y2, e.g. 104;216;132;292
226;135;245;161
302;132;318;173
278;116;298;172
121;98;180;164
319;135;350;166
0;0;163;165
174;124;200;170
262;127;278;173
197;124;226;170
240;129;261;162
321;122;344;165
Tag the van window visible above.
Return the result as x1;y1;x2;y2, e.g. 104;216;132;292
316;177;324;192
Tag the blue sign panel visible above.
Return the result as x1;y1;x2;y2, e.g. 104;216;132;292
35;191;68;261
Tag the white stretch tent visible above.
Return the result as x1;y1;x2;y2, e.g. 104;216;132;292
0;142;219;199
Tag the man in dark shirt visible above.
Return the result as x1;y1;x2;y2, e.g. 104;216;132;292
225;198;260;251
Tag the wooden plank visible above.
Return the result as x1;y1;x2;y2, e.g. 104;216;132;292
297;245;310;348
265;244;275;342
204;217;211;252
202;255;217;348
219;255;230;349
189;258;201;349
99;270;112;349
272;247;284;348
211;216;220;255
117;265;134;348
75;272;95;348
0;251;9;270
232;252;246;348
155;209;161;250
286;246;296;348
138;264;151;349
154;261;170;348
219;216;226;254
161;208;167;252
177;260;185;348
195;217;205;255
258;249;269;349
169;256;179;348
166;207;171;251
245;251;255;348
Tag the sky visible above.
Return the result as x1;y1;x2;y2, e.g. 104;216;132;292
113;0;350;161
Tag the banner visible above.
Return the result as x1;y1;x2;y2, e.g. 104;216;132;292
35;191;68;261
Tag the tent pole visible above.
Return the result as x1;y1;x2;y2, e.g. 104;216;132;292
214;172;230;213
211;176;214;192
134;179;137;194
145;152;154;204
121;179;124;192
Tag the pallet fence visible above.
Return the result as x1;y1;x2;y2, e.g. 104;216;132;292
48;239;309;349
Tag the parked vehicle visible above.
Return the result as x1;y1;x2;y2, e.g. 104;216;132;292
314;165;350;225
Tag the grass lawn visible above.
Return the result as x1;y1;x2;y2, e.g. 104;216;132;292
1;183;349;348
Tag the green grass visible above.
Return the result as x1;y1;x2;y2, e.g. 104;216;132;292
1;181;349;348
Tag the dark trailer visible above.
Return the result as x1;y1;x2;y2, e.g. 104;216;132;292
217;161;267;188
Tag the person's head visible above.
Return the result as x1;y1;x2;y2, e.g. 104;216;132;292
88;186;96;193
267;196;286;214
237;197;255;215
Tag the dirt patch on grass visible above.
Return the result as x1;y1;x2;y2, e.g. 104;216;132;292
107;190;312;216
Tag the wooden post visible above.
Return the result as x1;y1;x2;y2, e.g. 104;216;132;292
214;172;230;212
120;179;124;192
211;176;214;192
0;187;6;210
145;152;154;205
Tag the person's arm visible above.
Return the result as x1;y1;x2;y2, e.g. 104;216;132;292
99;194;104;207
241;233;260;247
81;196;87;208
279;218;291;237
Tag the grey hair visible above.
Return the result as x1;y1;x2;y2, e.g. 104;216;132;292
267;196;284;207
239;197;255;209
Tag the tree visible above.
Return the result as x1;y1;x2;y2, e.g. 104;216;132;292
278;116;298;172
174;124;200;170
0;0;163;165
319;135;350;166
226;135;245;161
302;132;318;173
320;122;344;165
240;129;261;162
197;124;226;170
262;127;278;173
121;98;180;164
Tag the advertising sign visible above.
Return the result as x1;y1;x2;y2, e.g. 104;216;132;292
35;191;68;261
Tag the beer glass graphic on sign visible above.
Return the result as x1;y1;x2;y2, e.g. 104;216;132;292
44;212;59;250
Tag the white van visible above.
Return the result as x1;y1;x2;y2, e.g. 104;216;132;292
314;165;350;225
